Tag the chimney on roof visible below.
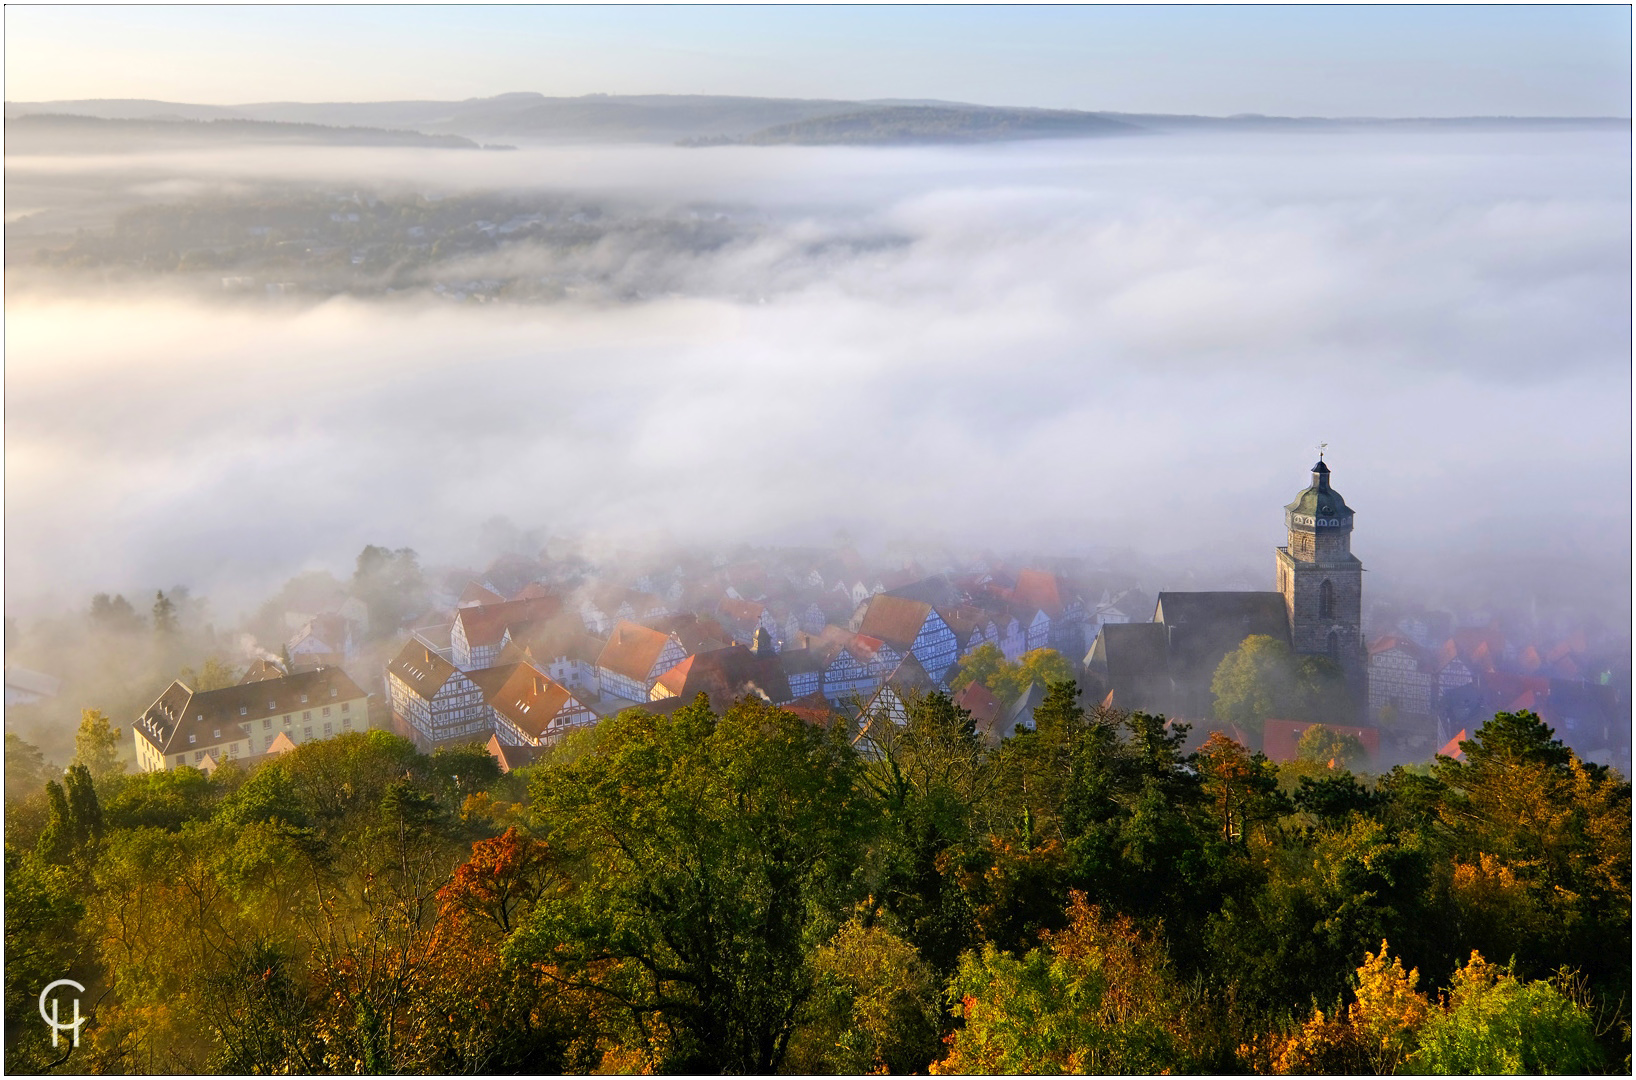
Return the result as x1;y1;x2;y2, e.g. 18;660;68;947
534;676;545;696
424;647;433;664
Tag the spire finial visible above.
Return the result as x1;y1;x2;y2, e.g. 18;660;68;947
1317;441;1327;461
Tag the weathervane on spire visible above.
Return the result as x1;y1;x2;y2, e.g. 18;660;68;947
1316;441;1327;461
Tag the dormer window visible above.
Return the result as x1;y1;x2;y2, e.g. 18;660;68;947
213;729;221;739
300;694;308;704
268;700;277;711
239;706;248;715
330;688;338;697
189;734;197;744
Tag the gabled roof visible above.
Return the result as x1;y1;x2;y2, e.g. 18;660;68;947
954;680;1005;736
4;666;61;698
137;666;367;756
1091;622;1170;676
936;604;989;641
469;661;582;740
240;659;288;684
644;612;732;655
290;612;350;651
458;580;506;607
387;640;462;700
1436;729;1468;761
511;581;556;602
653;645;793;706
597;621;680;681
487;732;545;773
716;596;768;628
858;595;936;651
455;596;564;650
1011;569;1065;619
502;613;605;665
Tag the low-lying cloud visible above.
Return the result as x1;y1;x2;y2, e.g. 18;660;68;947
5;129;1629;626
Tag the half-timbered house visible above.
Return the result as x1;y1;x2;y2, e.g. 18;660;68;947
856;595;959;684
597;621;688;702
468;662;596;748
385;642;490;751
451;595;563;670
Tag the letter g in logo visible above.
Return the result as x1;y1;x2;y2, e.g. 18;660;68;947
39;979;86;1047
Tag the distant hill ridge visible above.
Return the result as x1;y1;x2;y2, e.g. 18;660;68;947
5;113;491;151
6;93;1627;148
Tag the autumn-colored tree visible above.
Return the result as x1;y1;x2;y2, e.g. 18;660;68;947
1262;940;1428;1074
1195;731;1285;844
790;919;942;1074
934;892;1201;1074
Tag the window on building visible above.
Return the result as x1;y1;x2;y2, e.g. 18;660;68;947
283;714;291;725
324;722;333;736
322;706;331;717
213;728;221;739
342;702;351;714
195;751;205;761
300;694;308;704
229;744;239;757
343;717;353;730
330;687;338;697
303;711;311;721
262;718;270;730
264;735;274;748
1319;579;1335;619
303;726;313;739
176;756;185;766
239;706;247;715
268;700;277;710
189;734;197;744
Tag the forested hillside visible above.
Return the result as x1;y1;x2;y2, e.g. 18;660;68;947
5;691;1628;1073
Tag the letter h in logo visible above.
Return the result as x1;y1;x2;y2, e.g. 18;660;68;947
39;979;86;1047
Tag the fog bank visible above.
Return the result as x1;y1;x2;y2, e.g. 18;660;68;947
5;129;1629;625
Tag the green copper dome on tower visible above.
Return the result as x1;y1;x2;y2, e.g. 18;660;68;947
1284;456;1354;530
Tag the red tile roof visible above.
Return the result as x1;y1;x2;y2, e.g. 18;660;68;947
597;621;679;681
1437;729;1468;761
1011;568;1065;619
458;580;506;607
1261;719;1380;764
455;596;564;649
857;595;934;651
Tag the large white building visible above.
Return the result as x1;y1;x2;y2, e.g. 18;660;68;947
133;665;367;771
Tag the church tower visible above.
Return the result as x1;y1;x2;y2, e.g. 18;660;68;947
1275;454;1365;705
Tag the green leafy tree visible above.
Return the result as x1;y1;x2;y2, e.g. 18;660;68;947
791;919;942;1074
508;697;871;1073
152;590;179;635
934;892;1204;1074
948;646;1074;703
1213;635;1352;732
5;732;57;798
180;657;238;692
1297;723;1368;770
72;708;126;781
353;545;427;638
1412;951;1603;1074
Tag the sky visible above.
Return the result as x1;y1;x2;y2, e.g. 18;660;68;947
5;4;1631;117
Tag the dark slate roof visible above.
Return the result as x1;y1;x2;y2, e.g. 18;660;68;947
1153;591;1290;682
1095;622;1172;677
